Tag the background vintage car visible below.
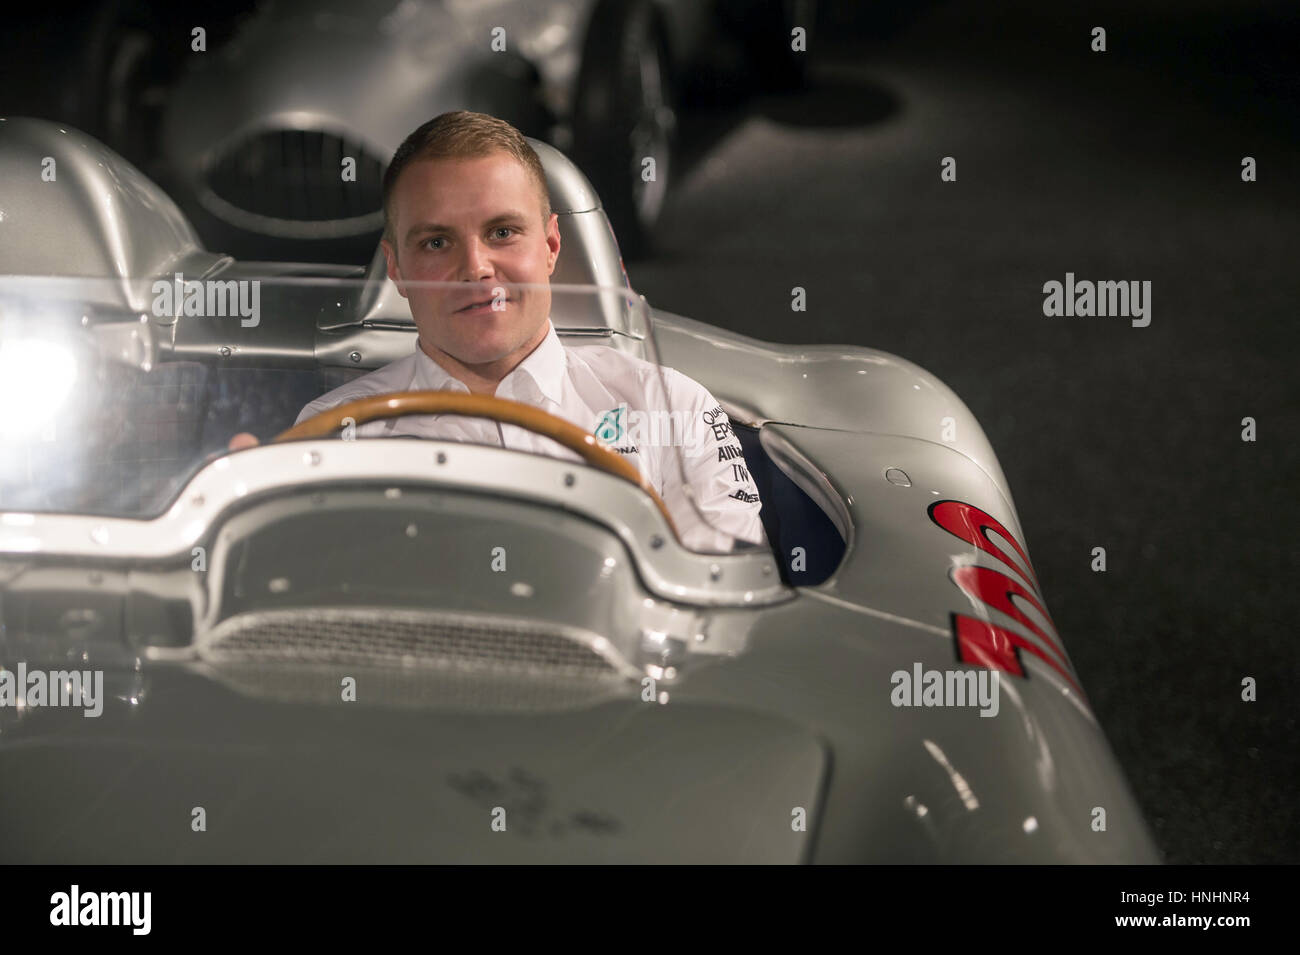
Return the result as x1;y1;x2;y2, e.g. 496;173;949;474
53;0;818;263
0;116;1160;862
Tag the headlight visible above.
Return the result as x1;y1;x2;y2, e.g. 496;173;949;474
0;338;78;439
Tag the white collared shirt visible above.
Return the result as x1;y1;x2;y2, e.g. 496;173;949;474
295;321;766;552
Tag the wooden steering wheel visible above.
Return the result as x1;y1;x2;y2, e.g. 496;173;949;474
273;390;678;536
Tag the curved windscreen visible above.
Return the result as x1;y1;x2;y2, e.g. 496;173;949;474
0;276;767;555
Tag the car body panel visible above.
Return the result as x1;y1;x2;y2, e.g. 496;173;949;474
0;672;829;863
0;117;227;309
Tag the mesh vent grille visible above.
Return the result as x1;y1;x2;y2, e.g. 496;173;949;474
201;608;621;679
205;129;385;229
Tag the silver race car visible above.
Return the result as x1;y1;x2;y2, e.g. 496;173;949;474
0;117;1158;863
68;0;815;261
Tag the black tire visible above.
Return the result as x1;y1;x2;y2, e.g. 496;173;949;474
70;1;255;167
71;0;185;163
464;54;553;142
571;0;677;260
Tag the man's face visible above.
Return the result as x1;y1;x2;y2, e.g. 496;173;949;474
380;152;560;368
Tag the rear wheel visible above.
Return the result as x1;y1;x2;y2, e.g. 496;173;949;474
572;0;677;260
68;1;256;168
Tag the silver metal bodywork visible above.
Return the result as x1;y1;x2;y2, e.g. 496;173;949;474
0;118;1160;863
151;0;709;251
0;117;229;311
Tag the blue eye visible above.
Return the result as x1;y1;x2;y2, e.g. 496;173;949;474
493;227;513;239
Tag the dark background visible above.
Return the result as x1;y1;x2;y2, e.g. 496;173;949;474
3;0;1296;863
631;0;1298;864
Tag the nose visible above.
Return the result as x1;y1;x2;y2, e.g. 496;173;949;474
460;236;494;282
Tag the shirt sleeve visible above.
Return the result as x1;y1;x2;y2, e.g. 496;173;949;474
658;368;767;552
294;396;328;426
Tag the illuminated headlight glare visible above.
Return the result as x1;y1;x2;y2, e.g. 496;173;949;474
0;339;77;437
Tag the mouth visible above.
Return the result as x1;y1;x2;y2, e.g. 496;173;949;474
455;293;515;314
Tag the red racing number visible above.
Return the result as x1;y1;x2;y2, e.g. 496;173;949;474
929;500;1083;696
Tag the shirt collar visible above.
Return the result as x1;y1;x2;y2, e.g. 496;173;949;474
410;320;566;405
510;320;567;406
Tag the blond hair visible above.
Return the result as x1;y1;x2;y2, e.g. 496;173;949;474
382;110;551;243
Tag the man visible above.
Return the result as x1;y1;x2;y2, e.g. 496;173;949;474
234;111;764;552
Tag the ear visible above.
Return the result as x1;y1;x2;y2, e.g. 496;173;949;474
544;213;561;276
381;238;408;299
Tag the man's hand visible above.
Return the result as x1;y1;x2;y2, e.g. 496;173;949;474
227;432;261;451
